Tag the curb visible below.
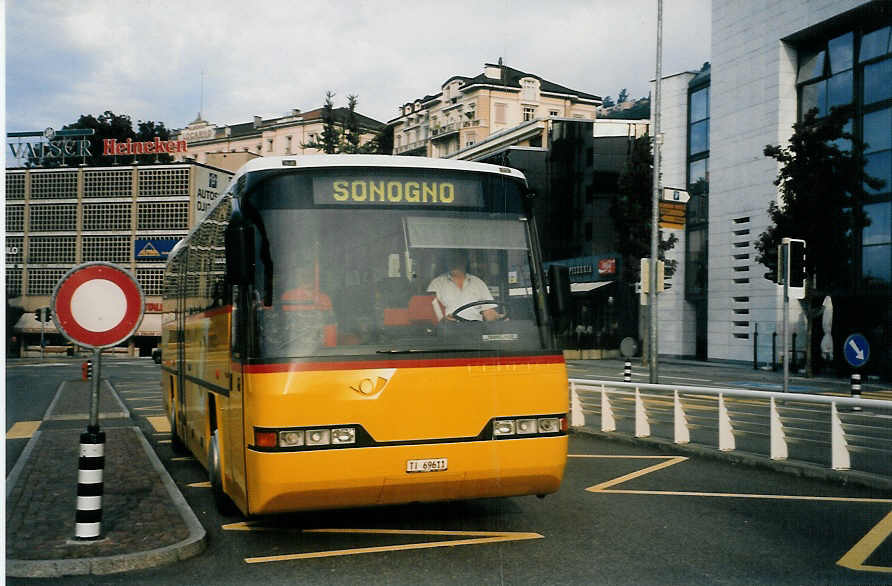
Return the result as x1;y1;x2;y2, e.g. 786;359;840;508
6;381;206;578
570;427;892;492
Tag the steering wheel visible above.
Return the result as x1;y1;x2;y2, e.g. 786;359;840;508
451;300;507;323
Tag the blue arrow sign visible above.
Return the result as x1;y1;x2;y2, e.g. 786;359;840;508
843;333;870;368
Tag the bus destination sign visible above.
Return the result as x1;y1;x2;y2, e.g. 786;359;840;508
313;176;483;207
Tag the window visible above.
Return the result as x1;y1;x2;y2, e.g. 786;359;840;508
267;139;274;152
28;236;76;264
83;202;131;231
285;135;293;154
138;202;189;230
797;27;892;291
27;269;68;295
85;170;132;198
549;110;559;117
689;87;710;155
139;168;188;197
137;269;166;296
6;173;25;200
31;204;77;231
495;103;507;124
83;236;131;263
523;106;536;122
31;171;77;199
6;205;24;232
6;268;22;298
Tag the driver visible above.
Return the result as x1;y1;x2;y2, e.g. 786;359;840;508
427;250;500;321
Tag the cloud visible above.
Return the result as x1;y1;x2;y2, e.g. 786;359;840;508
6;0;710;132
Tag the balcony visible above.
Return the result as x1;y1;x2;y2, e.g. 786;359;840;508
430;123;459;140
395;140;427;155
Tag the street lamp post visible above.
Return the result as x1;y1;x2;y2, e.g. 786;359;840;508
649;0;663;384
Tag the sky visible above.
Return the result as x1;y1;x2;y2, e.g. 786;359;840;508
5;0;710;134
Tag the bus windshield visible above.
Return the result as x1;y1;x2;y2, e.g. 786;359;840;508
243;174;549;359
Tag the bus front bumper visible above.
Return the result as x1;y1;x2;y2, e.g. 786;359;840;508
245;435;567;514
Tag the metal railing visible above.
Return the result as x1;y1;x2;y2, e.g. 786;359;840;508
569;378;892;479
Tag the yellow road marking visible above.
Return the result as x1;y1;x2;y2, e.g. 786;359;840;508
146;416;171;433
578;454;892;573
171;456;194;462
587;456;689;491
133;406;161;412
837;510;892;573
569;454;681;459
6;421;41;439
188;481;211;488
235;527;542;563
157;439;172;444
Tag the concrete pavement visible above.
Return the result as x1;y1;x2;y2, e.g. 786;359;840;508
5;378;205;578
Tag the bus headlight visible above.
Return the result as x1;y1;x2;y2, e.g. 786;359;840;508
493;420;516;436
331;428;356;444
516;418;537;434
536;417;560;434
279;430;305;447
306;429;331;446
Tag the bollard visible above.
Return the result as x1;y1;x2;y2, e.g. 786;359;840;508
851;373;862;412
624;360;632;383
772;332;777;371
753;324;759;370
791;333;797;372
75;429;105;539
81;360;92;381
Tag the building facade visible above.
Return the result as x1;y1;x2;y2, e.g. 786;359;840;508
6;163;233;356
174;107;386;172
657;0;891;376
391;61;601;158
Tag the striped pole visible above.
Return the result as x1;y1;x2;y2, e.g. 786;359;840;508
75;429;105;539
850;373;862;412
624;360;632;383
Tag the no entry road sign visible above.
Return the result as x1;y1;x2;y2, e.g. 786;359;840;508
51;263;145;349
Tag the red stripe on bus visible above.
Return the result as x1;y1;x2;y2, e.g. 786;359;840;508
234;354;564;373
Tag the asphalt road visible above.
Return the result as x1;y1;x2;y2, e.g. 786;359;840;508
6;358;892;584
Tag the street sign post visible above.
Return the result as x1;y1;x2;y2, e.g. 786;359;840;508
51;262;144;540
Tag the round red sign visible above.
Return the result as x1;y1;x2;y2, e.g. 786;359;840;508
52;263;145;349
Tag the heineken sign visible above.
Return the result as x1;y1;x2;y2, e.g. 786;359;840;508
8;127;190;165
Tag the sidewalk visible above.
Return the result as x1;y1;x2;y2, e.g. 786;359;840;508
5;379;205;578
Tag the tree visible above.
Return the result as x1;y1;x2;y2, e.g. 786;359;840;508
611;134;678;283
609;134;678;350
602;95;615;108
302;92;381;154
755;105;880;375
617;88;629;104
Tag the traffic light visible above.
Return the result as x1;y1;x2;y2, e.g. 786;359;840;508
33;308;51;322
34;309;41;321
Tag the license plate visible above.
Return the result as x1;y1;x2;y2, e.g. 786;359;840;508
406;458;448;473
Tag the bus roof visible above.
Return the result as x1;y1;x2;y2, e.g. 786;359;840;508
230;155;527;186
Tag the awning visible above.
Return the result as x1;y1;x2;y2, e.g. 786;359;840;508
14;313;59;334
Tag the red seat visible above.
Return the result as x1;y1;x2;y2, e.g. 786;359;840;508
408;295;443;325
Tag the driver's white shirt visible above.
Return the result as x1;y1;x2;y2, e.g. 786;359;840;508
426;272;495;321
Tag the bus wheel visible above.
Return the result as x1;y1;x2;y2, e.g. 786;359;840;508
208;430;236;515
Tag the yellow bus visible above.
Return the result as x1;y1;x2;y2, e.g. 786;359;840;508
161;155;569;515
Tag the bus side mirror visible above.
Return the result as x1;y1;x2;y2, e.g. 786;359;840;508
547;265;571;333
225;224;253;285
